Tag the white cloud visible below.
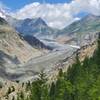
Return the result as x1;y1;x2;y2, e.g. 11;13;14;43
0;2;7;18
11;3;74;29
5;0;100;29
0;2;11;18
71;0;100;15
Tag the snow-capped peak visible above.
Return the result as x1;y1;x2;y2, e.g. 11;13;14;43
0;9;6;19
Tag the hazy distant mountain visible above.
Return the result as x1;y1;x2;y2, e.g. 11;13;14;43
5;16;51;50
6;13;100;47
9;17;58;40
58;14;100;36
54;14;100;46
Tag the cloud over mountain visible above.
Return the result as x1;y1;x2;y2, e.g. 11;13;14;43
71;0;100;16
0;0;100;29
11;2;76;29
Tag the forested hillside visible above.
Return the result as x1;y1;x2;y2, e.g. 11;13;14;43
16;38;100;100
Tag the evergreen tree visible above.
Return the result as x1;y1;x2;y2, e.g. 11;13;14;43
49;82;56;100
30;71;49;100
94;36;100;65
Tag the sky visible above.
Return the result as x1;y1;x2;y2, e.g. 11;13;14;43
0;0;100;29
0;0;72;10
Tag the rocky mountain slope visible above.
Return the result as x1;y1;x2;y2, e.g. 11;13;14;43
0;17;42;65
58;14;100;36
56;14;100;46
23;35;52;50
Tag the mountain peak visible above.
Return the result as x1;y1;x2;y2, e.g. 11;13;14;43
83;14;100;21
0;17;8;25
22;17;47;27
34;17;47;26
0;9;6;19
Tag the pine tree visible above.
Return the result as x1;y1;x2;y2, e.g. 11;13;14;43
30;71;49;100
58;69;63;78
49;82;56;100
94;35;100;65
54;70;66;100
20;91;24;100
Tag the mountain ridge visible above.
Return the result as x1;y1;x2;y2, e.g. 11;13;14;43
6;16;58;40
58;14;100;36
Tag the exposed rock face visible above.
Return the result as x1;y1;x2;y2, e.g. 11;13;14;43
0;17;7;25
23;35;52;50
0;17;42;64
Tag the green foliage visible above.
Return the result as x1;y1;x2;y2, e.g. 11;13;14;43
49;82;56;100
26;81;31;91
93;39;100;65
58;69;63;77
17;91;25;100
20;91;24;99
30;71;49;100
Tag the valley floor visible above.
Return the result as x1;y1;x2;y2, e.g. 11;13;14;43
11;45;77;82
